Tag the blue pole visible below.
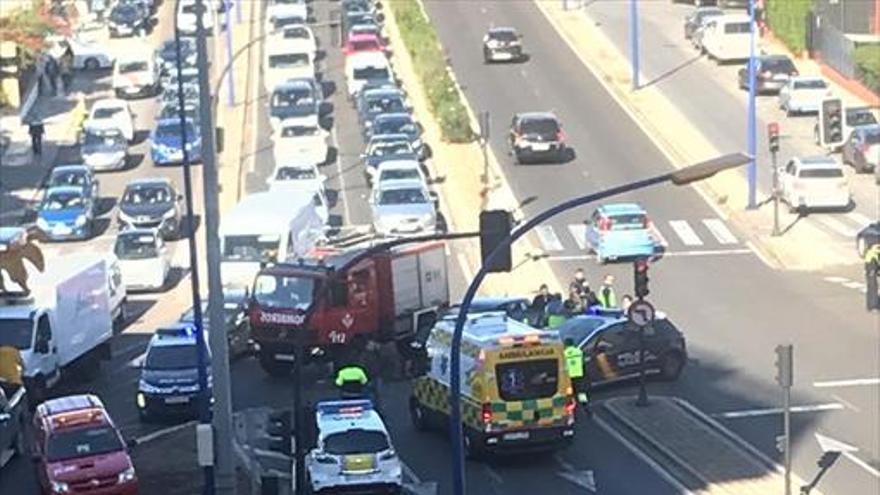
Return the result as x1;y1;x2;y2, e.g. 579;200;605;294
747;0;757;209
224;0;235;107
630;0;640;90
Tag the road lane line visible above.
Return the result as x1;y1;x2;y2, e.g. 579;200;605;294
669;220;703;246
830;394;861;413
702;218;738;245
847;211;873;227
844;450;880;478
330;127;352;223
483;465;504;485
134;420;197;445
536;225;564;252
400;461;422;483
813;378;880;388
567;223;587;250
711;402;844;419
823;276;850;283
547;248;753;261
648;223;668;248
813;215;858;238
842;280;866;290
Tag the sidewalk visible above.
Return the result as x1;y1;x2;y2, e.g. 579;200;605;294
602;396;821;495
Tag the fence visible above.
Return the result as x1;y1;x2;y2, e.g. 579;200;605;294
812;16;857;78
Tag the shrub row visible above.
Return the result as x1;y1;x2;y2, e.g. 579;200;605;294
765;0;812;54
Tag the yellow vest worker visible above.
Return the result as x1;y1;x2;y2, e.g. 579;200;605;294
596;285;617;308
335;365;368;396
0;346;24;386
865;244;880;265
563;340;588;405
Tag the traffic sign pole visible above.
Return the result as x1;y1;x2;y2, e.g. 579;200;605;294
628;294;655;408
768;122;781;237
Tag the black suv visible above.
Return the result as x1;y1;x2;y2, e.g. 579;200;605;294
482;27;524;63
509;112;567;164
108;2;149;38
556;311;688;386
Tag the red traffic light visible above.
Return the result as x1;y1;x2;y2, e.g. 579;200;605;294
767;122;779;136
635;259;649;272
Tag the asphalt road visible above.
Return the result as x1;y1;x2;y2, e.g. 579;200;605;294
421;1;879;494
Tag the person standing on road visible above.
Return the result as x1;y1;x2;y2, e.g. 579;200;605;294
334;364;369;399
570;268;590;299
865;244;880;311
59;46;74;94
563;286;585;317
71;93;88;141
563;338;590;416
530;284;552;326
596;274;617;309
44;56;59;96
620;294;634;313
28;119;45;156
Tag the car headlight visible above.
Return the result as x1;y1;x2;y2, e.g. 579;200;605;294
117;466;136;484
412;138;423;149
118;210;134;224
75;214;87;227
37;217;49;230
420;214;435;227
50;480;70;493
138;380;164;394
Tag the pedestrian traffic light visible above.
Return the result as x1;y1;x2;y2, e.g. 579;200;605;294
767;122;780;153
819;98;844;148
817;451;840;469
633;259;649;298
774;344;793;387
479;210;512;273
266;409;292;455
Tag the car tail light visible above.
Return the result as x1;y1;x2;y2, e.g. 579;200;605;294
481;403;493;424
643;216;651;229
761;70;771;79
791;69;799;76
564;395;576;416
599;218;613;231
859;143;871;154
556;129;566;142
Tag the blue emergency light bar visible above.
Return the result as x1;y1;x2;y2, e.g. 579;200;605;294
156;324;198;339
316;399;374;415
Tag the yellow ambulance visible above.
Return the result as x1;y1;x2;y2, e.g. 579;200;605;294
409;312;576;456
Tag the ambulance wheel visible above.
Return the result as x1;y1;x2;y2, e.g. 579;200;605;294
409;398;429;431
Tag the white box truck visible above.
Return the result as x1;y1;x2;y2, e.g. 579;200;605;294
0;253;115;404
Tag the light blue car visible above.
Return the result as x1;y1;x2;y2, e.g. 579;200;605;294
584;203;656;264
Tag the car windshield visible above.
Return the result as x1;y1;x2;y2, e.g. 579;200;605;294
353;66;389;80
156;122;196;139
379;168;419;181
799;168;844;178
724;22;751;34
182;3;205;14
283;27;310;39
111;6;137;20
272;88;314;111
763;58;795;72
608;213;647;230
489;30;518;42
83;132;125;148
274;16;306;29
46;426;124;462
43;191;84;210
521;118;559;136
0;319;34;349
93;107;122;119
793;79;827;90
115;233;159;259
269;53;309;68
376;117;415;134
123;185;172;205
281;125;320;137
119;61;148;73
495;359;558;401
159;106;198;122
367;97;405;114
557;317;607;346
323;429;389;455
222;235;280;262
379;187;427;205
276;167;317;180
253;274;314;309
370;142;411;156
145;344;199;370
352;26;379;36
49;171;87;187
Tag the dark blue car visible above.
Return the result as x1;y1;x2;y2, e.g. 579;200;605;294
368;112;427;159
358;88;408;130
150;118;201;165
362;134;419;180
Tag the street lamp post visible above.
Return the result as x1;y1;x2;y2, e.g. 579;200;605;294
629;0;640;90
223;0;235;107
448;153;752;495
747;0;758;209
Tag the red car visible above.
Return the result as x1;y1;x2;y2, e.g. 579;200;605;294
33;394;138;495
343;33;388;57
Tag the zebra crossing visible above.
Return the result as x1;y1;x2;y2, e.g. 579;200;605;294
810;212;874;240
534;217;745;255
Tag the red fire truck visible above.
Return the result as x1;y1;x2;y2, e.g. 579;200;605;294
248;241;449;375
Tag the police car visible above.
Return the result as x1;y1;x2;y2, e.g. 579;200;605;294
135;324;211;421
555;309;687;386
306;400;403;495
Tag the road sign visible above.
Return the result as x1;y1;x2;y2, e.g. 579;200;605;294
627;300;655;327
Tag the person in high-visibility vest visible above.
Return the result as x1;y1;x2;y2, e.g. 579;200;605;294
563;339;590;415
335;364;369;398
0;346;24;399
596;274;617;308
865;244;880;311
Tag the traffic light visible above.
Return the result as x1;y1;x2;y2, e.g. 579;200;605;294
817;451;840;469
266;409;292;455
633;259;650;298
775;434;787;453
767;122;780;153
774;344;793;387
819;98;844;148
479;210;512;273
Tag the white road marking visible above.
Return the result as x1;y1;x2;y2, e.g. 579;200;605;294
134;420;197;445
813;215;858;238
830;394;861;413
815;433;880;479
567;223;587;250
483;465;503;485
702;218;738;244
648;222;668;248
558;470;597;492
823;276;850;283
813;377;880;388
843;280;866;290
401;461;422;483
330;126;351;223
669;220;704;246
847;211;874;227
127;352;147;368
711;402;844;419
546;248;753;261
536;225;564;252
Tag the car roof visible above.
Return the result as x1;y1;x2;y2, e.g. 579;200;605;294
376;159;420;170
349;51;388;66
377;178;425;190
51;164;90;174
597;203;646;215
275;79;313;91
369;133;410;143
790;75;825;83
795;156;841;168
517;111;559;122
279;114;320;127
156;117;195;127
148;323;201;348
46;185;85;196
488;27;517;34
127;177;173;187
92;98;127;109
364;87;404;98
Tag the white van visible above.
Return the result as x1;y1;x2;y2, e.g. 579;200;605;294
346;51;392;97
219;191;325;288
701;14;753;62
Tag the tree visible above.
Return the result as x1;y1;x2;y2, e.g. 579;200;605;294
0;0;73;63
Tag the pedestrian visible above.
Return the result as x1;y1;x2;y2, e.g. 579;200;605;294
596;274;617;308
563;286;585;316
563;338;590;416
865;244;880;311
530;284;552;326
621;294;634;313
59;46;74;94
545;294;567;328
71;93;88;141
570;268;590;299
44;56;59;96
28;119;45;156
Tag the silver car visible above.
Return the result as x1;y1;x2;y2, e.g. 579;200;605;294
369;178;436;236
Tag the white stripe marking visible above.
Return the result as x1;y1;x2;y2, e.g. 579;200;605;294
536;225;564;252
830;394;861;413
813;378;880;388
546;248;753;261
401;461;422;484
847;211;874;227
567;224;587;250
134;420;197;445
823;276;850;283
813;215;858;238
843;281;866;290
712;402;844;419
702;218;738;245
648;223;668;248
669;220;704;246
844;451;880;478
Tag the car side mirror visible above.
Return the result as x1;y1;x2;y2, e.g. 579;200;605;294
482;35;489;43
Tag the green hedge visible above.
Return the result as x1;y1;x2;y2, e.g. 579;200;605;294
388;0;475;143
765;0;812;54
854;44;880;96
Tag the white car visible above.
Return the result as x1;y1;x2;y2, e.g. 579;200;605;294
272;115;329;166
307;400;403;495
264;47;315;94
83;98;135;142
114;229;171;292
266;0;308;33
778;76;832;116
267;161;326;193
370;178;437;236
346;51;392;97
268;25;317;60
177;0;216;35
373;159;426;187
46;35;115;70
113;53;159;98
779;156;851;212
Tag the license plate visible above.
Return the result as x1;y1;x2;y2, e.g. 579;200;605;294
165;396;189;404
503;431;530;441
531;143;550;151
495;52;513;60
124;87;140;93
52;226;72;235
275;353;295;362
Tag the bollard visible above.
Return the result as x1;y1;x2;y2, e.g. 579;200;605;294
866;263;879;311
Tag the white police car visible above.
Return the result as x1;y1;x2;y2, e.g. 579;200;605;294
135;324;211;421
307;400;403;495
